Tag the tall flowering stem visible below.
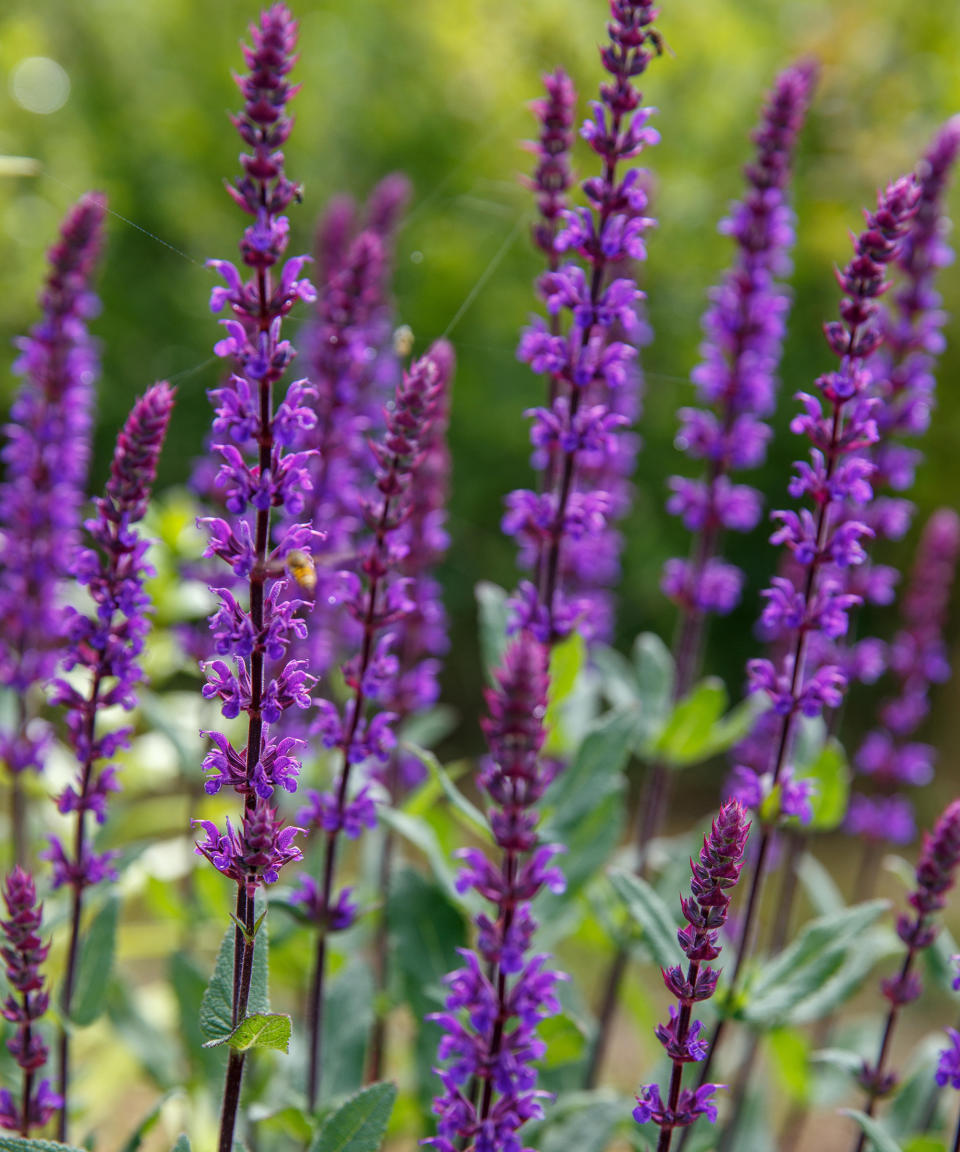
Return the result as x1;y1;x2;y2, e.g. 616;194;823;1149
589;65;815;1087
664;61;816;692
851;799;960;1152
192;9;315;1151
47;382;174;1139
847;509;960;853
427;632;564;1152
367;370;452;1081
296;176;410;684
507;0;660;644
0;868;60;1135
0;194;103;867
694;175;921;1100
298;342;453;1110
634;801;750;1150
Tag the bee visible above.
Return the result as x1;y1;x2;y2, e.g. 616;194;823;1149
286;548;317;595
647;30;676;58
393;324;415;359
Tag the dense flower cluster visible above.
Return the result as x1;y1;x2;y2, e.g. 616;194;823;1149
46;382;174;894
429;632;564;1152
0;195;103;801
731;175;920;810
507;0;660;643
295;340;454;927
0;869;60;1134
634;800;750;1146
194;3;315;896
846;508;960;843
857;799;960;1110
293;174;410;682
663;62;815;691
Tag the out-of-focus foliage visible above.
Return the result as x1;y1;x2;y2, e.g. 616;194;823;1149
0;0;958;766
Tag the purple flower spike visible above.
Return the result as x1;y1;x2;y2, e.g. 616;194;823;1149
847;508;960;844
936;1028;960;1090
858;800;960;1110
509;1;662;644
428;633;564;1151
524;67;577;266
0;868;61;1135
47;382;175;896
302;341;454;1109
638;801;748;1148
665;62;816;693
0;194;104;861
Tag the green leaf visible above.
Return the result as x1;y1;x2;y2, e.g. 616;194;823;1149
652;678;728;767
545;631;587;752
545;709;637;831
633;632;674;710
404;743;490;839
70;893;119;1026
0;1141;89;1152
743;901;889;1027
119;1090;185;1152
785;927;894;1025
539;1098;624;1152
475;581;509;680
170;952;225;1086
199;924;270;1044
839;1110;904;1152
321;962;375;1103
309;1082;397;1152
797;738;851;831
902;1138;945;1152
202;1011;291;1053
378;808;460;901
609;869;680;970
171;1137;191;1152
924;922;959;994
796;851;845;915
592;644;641;709
769;1028;811;1104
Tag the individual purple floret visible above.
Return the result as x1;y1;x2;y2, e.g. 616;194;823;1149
0;868;61;1135
428;632;565;1152
847;508;960;845
0;194;104;865
853;799;960;1145
634;800;749;1150
508;0;661;644
300;340;454;1110
664;62;816;693
45;381;173;1137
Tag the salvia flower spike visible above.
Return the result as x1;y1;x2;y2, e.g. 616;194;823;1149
634;800;750;1149
508;0;661;644
700;174;920;1098
847;508;960;846
300;339;454;1109
0;193;104;867
0;868;60;1135
46;380;174;1139
852;798;960;1151
427;631;565;1152
194;7;314;1151
664;60;816;692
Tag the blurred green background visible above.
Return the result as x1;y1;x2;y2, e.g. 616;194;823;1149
1;0;959;796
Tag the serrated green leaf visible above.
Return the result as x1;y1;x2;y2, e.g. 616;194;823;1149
199;924;270;1043
796;738;851;831
321;963;374;1102
785;927;894;1025
653;678;728;767
609;869;680;970
403;743;489;839
309;1081;397;1152
840;1110;904;1152
202;1012;291;1053
475;581;509;680
70;894;119;1026
0;1140;88;1152
744;901;889;1027
544;708;637;831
